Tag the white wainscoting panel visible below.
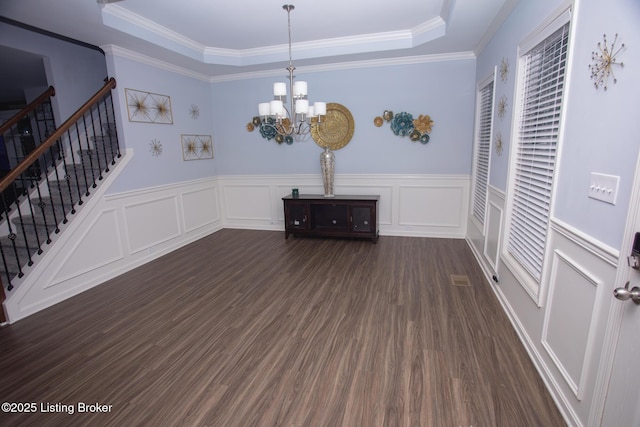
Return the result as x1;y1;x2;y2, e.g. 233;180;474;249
484;198;504;273
218;174;469;238
542;250;601;400
124;196;181;254
48;209;124;286
398;185;465;234
223;184;273;223
5;173;223;323
182;185;220;233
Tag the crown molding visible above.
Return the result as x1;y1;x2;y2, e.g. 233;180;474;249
101;45;211;82
210;52;476;83
102;3;451;67
103;43;474;84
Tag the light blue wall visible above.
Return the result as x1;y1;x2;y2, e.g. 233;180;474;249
476;0;567;191
0;22;108;123
477;0;640;249
552;0;640;249
212;59;476;176
105;55;217;194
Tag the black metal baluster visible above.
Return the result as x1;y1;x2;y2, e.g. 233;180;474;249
88;105;104;183
14;174;34;268
43;143;62;234
80;112;97;193
105;93;121;162
22;182;44;256
8;182;30;274
95;99;110;174
69;124;85;206
0;192;14;290
0;243;13;291
57;130;77;217
75;118;90;199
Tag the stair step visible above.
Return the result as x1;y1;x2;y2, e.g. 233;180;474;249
0;240;38;279
9;225;52;249
0;138;119;288
10;201;70;228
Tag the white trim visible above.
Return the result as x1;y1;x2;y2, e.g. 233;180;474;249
483;200;503;273
3;170;224;323
102;44;475;83
588;137;640;426
210;52;476;82
469;68;497;235
488;184;506;201
101;45;211;82
218;173;470;239
549;218;620;267
501;3;573;307
101;3;453;68
519;6;572;54
541;249;602;401
466;237;578;426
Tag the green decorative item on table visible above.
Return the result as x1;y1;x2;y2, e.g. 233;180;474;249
374;110;434;144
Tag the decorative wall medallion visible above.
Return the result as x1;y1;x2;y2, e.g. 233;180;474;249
149;138;163;157
189;104;200;119
125;88;173;124
495;131;503;156
311;103;355;150
500;58;509;82
497;95;508;119
181;134;214;160
589;33;625;90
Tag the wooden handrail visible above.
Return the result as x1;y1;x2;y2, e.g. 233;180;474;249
0;86;56;136
0;77;117;194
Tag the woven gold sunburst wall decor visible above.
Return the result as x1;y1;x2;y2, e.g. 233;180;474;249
125;88;174;124
589;33;625;90
181;134;214;160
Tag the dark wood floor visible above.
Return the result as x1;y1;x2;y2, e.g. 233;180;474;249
0;229;565;426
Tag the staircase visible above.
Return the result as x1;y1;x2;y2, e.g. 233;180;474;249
0;78;120;321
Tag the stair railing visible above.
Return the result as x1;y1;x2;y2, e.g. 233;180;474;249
0;77;120;299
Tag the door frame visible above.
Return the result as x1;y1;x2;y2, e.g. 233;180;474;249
588;148;640;426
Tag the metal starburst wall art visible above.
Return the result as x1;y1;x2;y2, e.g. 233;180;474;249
149;139;163;157
589;33;625;90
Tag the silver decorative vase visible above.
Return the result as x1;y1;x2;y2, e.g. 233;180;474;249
320;146;335;197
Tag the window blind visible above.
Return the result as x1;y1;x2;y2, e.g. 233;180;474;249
507;22;570;282
472;80;494;226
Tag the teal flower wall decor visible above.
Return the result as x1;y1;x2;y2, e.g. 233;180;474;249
374;110;434;144
247;116;294;145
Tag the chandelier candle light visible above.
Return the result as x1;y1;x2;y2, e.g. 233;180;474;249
257;5;326;142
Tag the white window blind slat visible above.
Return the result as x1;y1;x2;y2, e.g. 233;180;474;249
506;21;570;283
471;79;494;226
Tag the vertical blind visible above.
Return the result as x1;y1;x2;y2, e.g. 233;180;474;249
472;80;494;226
507;22;570;282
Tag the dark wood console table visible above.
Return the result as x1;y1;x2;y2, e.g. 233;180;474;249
282;194;379;242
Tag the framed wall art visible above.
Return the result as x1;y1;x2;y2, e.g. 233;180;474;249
181;134;213;160
125;88;173;124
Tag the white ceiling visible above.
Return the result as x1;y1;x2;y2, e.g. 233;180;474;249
0;0;517;100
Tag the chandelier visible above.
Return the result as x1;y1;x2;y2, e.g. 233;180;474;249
257;4;326;143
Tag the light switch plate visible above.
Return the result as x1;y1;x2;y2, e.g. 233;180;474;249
589;172;620;205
